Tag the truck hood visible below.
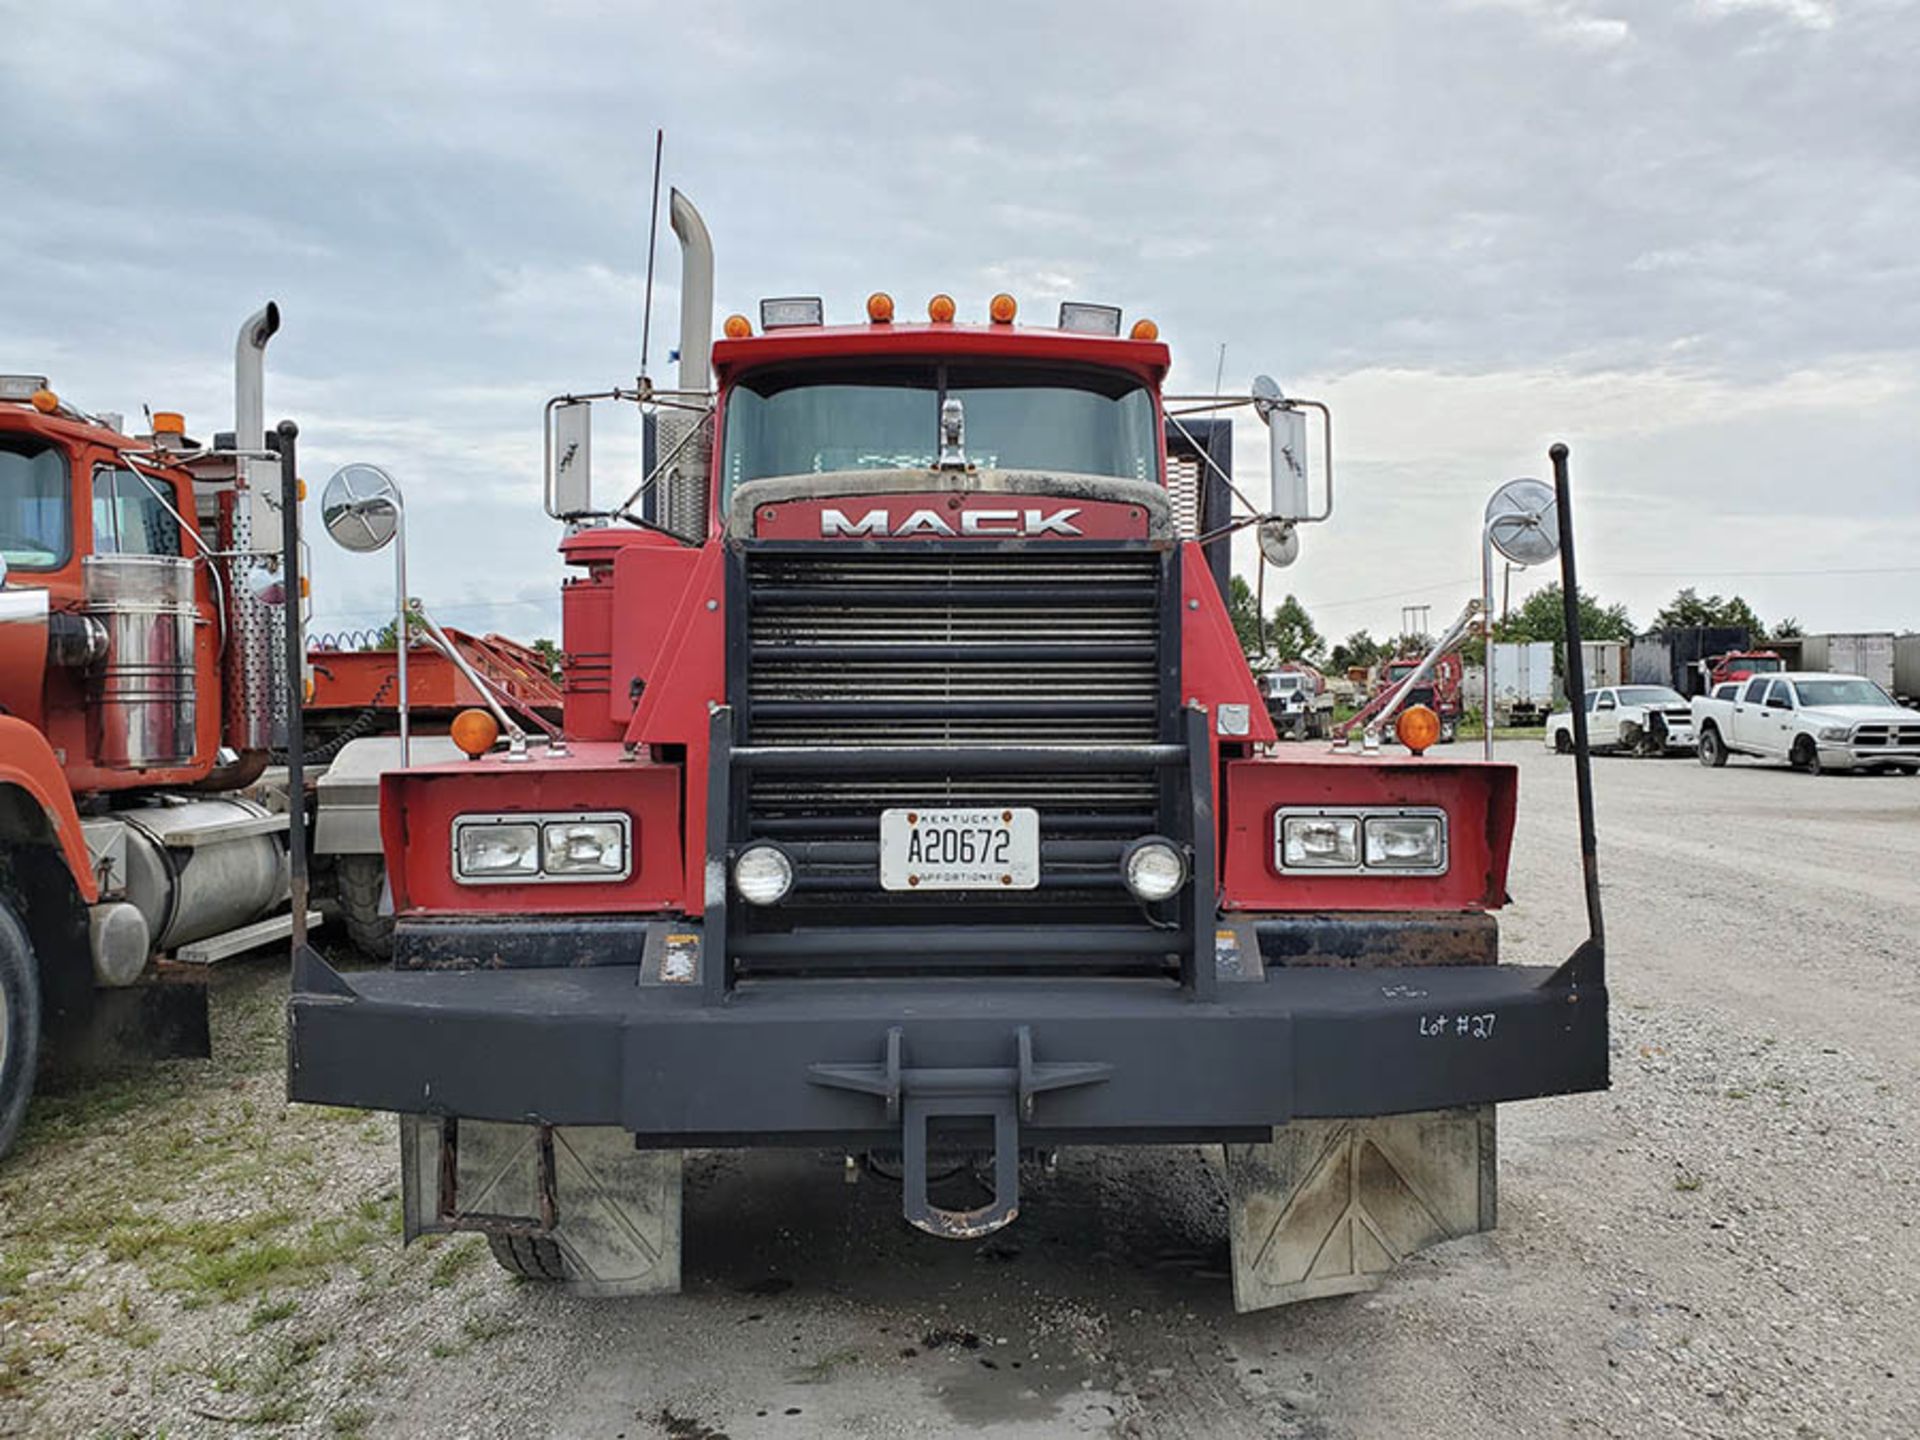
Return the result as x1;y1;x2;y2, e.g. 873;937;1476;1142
1800;703;1915;725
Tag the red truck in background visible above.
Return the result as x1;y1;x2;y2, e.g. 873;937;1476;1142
1381;650;1465;743
1706;649;1782;688
285;190;1609;1311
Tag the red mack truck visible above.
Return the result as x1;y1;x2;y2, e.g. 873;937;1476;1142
286;192;1610;1310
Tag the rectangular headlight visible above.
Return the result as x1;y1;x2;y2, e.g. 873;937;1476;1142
453;821;539;880
759;296;824;330
1280;815;1360;869
452;811;632;885
1274;807;1448;875
1363;815;1447;871
542;819;627;876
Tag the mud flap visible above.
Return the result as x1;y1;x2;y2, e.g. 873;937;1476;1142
401;1115;681;1296
1225;1104;1495;1312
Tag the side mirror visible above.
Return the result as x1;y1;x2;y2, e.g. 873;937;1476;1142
547;400;593;518
321;464;402;553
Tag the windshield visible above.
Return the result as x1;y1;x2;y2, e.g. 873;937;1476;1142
1728;656;1782;673
1795;679;1894;708
0;436;71;569
720;361;1159;501
1388;664;1416;681
1618;687;1685;706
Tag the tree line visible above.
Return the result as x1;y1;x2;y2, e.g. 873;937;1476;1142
1230;580;1800;671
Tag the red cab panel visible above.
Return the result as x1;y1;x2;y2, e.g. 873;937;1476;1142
382;749;684;916
1221;757;1517;913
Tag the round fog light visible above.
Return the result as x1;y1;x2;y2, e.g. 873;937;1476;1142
1122;837;1188;903
734;844;794;906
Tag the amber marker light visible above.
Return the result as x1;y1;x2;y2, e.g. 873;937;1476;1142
989;292;1018;324
450;707;502;758
866;291;894;323
30;389;59;413
722;314;753;339
928;293;957;323
1129;318;1159;341
1396;704;1442;756
153;411;185;435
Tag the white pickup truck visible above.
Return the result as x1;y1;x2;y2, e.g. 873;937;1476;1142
1692;671;1920;774
1545;684;1696;757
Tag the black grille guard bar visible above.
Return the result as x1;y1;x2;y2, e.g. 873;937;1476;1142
705;707;1219;1004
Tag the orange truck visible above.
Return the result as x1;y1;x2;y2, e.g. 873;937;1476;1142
0;308;302;1156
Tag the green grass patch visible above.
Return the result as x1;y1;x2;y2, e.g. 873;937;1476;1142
429;1238;483;1288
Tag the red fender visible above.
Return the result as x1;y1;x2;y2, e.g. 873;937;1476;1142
0;715;98;904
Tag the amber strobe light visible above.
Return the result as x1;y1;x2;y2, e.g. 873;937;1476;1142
450;707;501;758
1129;318;1159;341
722;314;753;339
989;292;1018;324
927;293;957;322
1396;704;1442;755
866;292;894;323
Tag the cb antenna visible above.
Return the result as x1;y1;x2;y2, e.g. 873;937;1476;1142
638;128;664;388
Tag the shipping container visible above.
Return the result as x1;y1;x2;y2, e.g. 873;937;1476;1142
1798;632;1896;692
1629;627;1750;698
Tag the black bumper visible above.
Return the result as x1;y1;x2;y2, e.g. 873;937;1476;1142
287;924;1608;1143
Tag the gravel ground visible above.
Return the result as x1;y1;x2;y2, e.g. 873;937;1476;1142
2;742;1916;1438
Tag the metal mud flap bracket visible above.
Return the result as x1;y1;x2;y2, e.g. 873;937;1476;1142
810;1025;1111;1238
400;1115;682;1296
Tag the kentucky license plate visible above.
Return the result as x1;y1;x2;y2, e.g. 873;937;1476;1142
879;807;1040;891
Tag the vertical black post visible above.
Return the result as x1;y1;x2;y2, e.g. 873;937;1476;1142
1550;442;1605;987
277;420;310;954
703;705;733;1005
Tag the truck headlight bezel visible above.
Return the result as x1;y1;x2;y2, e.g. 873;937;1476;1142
1817;725;1851;742
451;811;633;885
1274;806;1449;876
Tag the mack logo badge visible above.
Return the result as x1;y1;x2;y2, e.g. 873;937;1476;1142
820;506;1083;538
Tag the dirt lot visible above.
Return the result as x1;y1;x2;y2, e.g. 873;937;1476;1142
2;743;1917;1439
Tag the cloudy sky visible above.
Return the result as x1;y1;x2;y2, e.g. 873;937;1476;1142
5;0;1916;647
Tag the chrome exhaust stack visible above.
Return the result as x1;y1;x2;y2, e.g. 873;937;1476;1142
225;301;287;753
657;190;714;541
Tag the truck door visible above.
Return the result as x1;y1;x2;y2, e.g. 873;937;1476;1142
1589;688;1619;746
1732;676;1775;753
1760;679;1798;753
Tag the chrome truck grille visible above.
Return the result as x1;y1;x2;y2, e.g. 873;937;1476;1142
724;545;1186;978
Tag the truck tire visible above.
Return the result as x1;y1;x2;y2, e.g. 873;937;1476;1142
0;898;43;1162
1620;722;1643;755
336;856;393;960
1698;726;1727;768
1791;736;1822;775
487;1233;571;1281
1554;730;1573;755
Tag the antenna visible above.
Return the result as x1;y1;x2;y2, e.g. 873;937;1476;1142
638;129;664;385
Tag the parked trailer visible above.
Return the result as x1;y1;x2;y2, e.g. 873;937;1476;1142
1490;642;1556;725
287;191;1609;1313
1897;634;1920;709
1630;627;1750;699
1797;633;1896;694
1580;641;1626;690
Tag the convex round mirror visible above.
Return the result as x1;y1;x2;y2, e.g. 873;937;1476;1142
1484;477;1560;566
322;464;402;553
